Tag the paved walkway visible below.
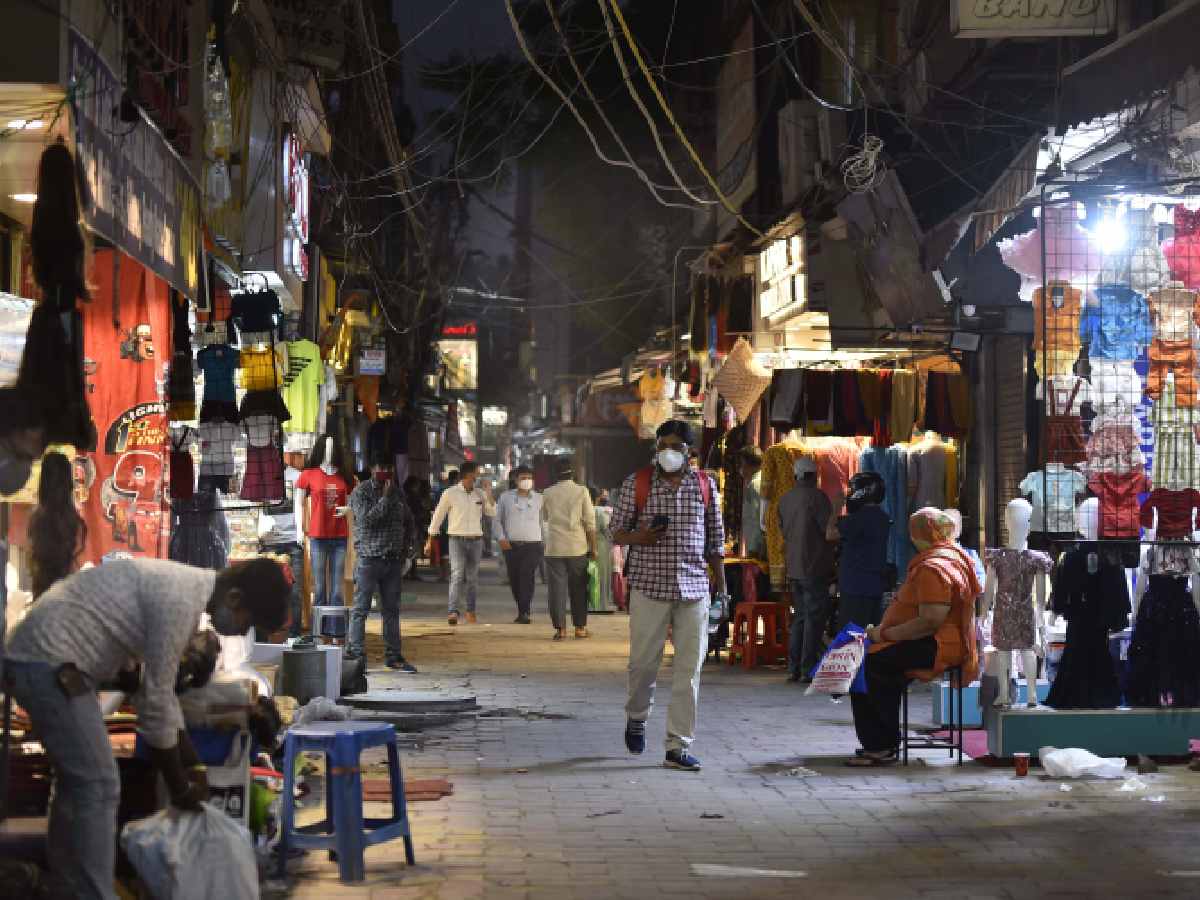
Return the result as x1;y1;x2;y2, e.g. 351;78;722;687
276;559;1200;899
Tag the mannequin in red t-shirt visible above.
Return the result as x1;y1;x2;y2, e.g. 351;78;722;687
296;436;353;613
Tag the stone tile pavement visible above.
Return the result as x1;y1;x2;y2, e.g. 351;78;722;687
271;559;1200;899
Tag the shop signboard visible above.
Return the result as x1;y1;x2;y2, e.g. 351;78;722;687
951;0;1116;38
439;338;478;391
358;348;386;376
283;132;310;281
267;0;346;71
68;30;201;299
757;233;807;325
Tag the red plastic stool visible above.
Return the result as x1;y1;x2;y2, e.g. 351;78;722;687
728;601;789;669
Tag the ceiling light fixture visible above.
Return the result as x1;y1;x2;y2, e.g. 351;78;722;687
9;193;37;203
6;119;43;130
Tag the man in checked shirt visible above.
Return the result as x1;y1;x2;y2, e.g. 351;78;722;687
610;420;729;771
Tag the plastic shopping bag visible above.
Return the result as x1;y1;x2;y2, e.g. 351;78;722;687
586;560;601;611
805;624;870;696
121;803;259;900
1039;746;1127;780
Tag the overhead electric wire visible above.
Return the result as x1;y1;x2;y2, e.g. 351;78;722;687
531;0;704;209
601;0;764;236
593;0;712;206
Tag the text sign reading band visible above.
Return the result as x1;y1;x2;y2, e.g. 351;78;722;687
952;0;1116;37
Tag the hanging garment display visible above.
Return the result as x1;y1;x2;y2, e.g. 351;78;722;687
1162;205;1200;290
282;339;323;434
1127;573;1200;708
230;288;282;341
907;436;948;512
197;420;242;494
804;369;834;433
1081;285;1152;361
984;548;1054;651
167;289;195;422
761;442;804;587
169;492;231;569
1045;544;1131;709
354;374;381;422
1139;489;1200;538
1089;361;1142;412
998;203;1105;297
240;345;284;392
922;372;970;437
1030;281;1083;377
638;366;673;438
768;369;804;430
1085;408;1145;476
712;338;772;422
860;445;912;577
1151;378;1200;490
1019;465;1085;534
241;445;285;502
1041;376;1087;467
832;370;871;436
197;343;240;423
1087;470;1150;538
169;427;197;501
890;370;917;444
1124;205;1170;296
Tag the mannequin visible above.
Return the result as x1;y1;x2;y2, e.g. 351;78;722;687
296;436;352;609
983;498;1052;708
906;431;947;512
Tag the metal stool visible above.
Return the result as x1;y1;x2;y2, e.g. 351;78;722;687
277;720;415;883
901;666;964;766
311;605;349;640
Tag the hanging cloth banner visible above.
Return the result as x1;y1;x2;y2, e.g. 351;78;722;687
78;250;171;563
68;29;202;299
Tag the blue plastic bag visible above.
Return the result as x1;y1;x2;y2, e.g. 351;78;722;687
806;623;871;695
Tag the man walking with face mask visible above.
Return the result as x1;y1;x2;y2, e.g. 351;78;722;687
610;420;727;771
427;460;495;625
495;464;544;623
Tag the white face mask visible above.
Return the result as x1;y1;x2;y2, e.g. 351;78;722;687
657;448;686;473
517;478;533;491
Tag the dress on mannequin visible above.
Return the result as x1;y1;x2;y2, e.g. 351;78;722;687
983;548;1053;650
1127;569;1200;708
1044;544;1130;709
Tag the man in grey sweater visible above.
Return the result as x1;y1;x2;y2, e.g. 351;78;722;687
5;558;291;900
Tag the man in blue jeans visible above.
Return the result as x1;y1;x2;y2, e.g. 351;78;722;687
347;457;418;671
5;558;290;899
776;456;834;683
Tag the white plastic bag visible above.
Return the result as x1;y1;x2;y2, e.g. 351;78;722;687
121;804;259;899
292;695;352;727
1038;746;1127;780
805;629;868;696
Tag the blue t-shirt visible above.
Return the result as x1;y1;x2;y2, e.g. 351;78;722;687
1080;285;1151;360
836;504;891;596
197;344;239;404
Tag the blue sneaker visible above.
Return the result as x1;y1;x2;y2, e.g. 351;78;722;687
664;749;702;771
624;719;646;754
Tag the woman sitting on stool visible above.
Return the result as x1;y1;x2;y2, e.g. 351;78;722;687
847;507;981;767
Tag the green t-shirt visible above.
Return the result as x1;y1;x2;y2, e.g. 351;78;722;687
282;339;323;433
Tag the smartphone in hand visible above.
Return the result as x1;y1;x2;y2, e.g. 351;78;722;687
651;514;670;531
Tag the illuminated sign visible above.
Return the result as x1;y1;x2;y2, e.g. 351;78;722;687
952;0;1115;37
442;322;478;337
282;132;310;280
438;339;478;391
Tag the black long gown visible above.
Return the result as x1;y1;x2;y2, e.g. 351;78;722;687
1045;544;1130;709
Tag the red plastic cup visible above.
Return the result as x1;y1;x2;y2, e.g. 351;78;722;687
1014;752;1030;777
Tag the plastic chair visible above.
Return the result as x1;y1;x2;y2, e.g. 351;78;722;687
901;666;964;766
277;720;415;882
727;601;789;669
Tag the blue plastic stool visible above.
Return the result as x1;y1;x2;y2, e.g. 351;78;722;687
277;720;415;882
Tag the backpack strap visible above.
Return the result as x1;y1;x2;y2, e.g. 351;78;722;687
634;466;654;521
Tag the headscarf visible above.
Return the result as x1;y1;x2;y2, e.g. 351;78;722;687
909;507;957;552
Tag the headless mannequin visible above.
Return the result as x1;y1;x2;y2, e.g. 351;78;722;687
983;498;1046;708
295;436;349;529
1133;506;1200;617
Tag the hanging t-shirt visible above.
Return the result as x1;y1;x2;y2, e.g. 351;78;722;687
1020;466;1086;533
240;346;284;391
197;344;239;403
1140;488;1200;539
198;421;242;476
1080;285;1152;360
231;291;282;340
296;467;352;539
1087;471;1150;538
282;339;322;434
317;365;338;436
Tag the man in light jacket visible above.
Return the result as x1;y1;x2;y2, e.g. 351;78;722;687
426;460;495;625
541;457;596;640
495;464;544;623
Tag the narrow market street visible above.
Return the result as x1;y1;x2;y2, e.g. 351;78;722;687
275;559;1200;900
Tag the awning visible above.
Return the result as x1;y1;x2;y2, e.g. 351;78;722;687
1057;0;1200;129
